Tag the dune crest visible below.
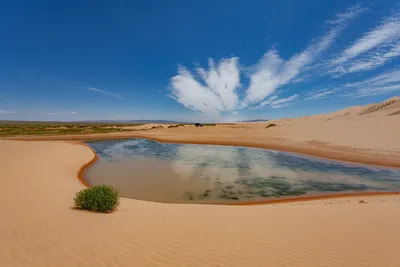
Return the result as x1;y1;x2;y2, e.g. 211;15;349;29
358;96;400;116
5;96;400;167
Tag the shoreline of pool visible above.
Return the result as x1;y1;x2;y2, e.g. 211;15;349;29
75;142;99;187
3;140;400;266
79;140;400;206
5;132;400;168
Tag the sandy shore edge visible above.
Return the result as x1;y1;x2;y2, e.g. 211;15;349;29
127;135;400;168
75;142;99;187
74;140;400;206
6;133;400;168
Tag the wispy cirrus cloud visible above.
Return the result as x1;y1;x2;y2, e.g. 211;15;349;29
252;94;299;109
168;4;365;115
88;87;124;100
305;88;339;100
45;111;77;116
327;4;368;25
241;4;365;107
0;109;16;115
341;69;400;97
256;95;279;109
328;11;400;76
270;95;299;109
168;4;400;115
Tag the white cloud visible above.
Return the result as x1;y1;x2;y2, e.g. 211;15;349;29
345;69;400;87
305;88;338;100
88;87;124;100
327;4;367;25
169;57;240;114
168;5;364;114
270;95;299;108
329;11;400;75
344;41;400;73
341;69;400;97
167;4;400;113
45;112;62;116
344;84;400;98
45;111;77;116
252;94;299;109
243;8;357;107
0;109;16;115
258;95;279;108
242;4;364;107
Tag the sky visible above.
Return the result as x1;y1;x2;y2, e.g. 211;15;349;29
1;0;400;122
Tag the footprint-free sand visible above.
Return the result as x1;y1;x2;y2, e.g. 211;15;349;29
2;97;400;266
1;140;400;267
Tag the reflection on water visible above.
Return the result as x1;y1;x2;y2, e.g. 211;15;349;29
86;138;400;204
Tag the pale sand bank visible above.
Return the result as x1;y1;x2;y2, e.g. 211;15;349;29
5;97;400;167
1;140;400;267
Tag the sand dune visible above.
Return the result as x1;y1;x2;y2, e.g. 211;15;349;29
6;97;400;167
1;140;400;267
1;98;400;266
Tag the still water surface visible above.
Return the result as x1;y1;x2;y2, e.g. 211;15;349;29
85;138;400;204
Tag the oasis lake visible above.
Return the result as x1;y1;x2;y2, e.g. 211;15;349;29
85;138;400;204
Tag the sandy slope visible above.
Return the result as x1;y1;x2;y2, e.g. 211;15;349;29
6;96;400;167
1;140;400;267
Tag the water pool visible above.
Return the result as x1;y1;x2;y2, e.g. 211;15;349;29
85;138;400;204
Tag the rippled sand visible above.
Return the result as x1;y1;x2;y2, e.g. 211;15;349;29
1;140;400;267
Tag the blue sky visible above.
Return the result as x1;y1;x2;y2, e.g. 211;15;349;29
1;0;400;122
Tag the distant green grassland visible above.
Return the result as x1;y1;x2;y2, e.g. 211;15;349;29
0;122;143;137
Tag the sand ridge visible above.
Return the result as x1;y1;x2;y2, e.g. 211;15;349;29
1;97;400;266
5;97;400;168
1;140;400;267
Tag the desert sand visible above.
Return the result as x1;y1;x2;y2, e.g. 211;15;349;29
7;96;400;167
1;140;400;267
1;97;400;266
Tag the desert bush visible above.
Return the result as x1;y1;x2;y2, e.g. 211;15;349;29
151;125;163;129
265;123;277;129
74;185;120;213
168;124;185;128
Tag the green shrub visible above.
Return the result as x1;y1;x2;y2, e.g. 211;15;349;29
168;124;185;128
74;185;120;213
265;123;277;129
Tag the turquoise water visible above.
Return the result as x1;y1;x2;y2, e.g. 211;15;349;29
85;138;400;204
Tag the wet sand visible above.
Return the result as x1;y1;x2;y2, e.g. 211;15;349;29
1;140;400;267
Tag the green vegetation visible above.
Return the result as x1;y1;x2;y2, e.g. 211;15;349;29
265;123;277;129
74;185;120;213
0;122;144;137
359;99;397;115
150;125;164;129
203;123;216;126
167;124;185;128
